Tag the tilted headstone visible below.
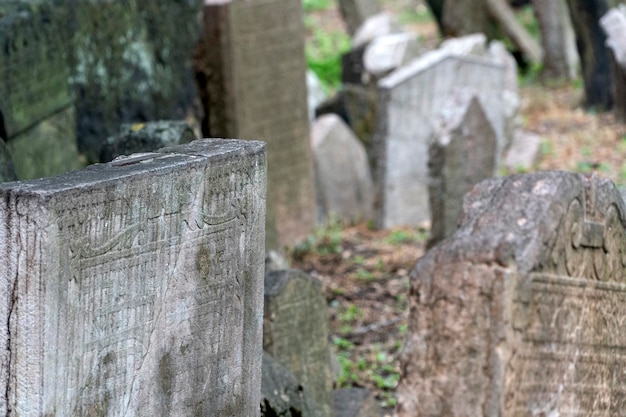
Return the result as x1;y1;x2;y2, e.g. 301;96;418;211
504;129;541;172
199;0;316;250
427;94;496;248
264;270;334;417
337;0;381;36
352;12;402;48
0;139;266;416
363;33;423;81
311;114;374;223
601;6;626;122
100;120;197;162
397;171;626;416
375;50;505;228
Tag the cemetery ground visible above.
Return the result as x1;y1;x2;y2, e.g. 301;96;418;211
299;0;626;411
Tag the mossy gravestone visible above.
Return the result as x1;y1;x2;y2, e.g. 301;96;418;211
398;172;626;416
0;139;266;416
264;270;334;417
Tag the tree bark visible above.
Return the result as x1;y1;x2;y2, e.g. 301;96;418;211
565;0;612;109
534;0;579;80
441;0;498;39
484;0;543;64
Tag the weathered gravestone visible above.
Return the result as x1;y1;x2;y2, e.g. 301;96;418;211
397;171;626;417
311;114;374;223
100;120;197;163
601;6;626;123
375;50;504;228
198;0;316;250
0;139;266;416
427;94;496;248
264;270;334;417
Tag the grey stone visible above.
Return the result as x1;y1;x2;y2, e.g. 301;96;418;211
0;139;16;183
338;0;381;36
311;114;374;223
504;129;541;172
261;352;318;417
343;84;378;170
439;33;488;57
0;139;266;416
198;0;316;250
265;250;291;273
264;270;334;417
398;171;626;417
601;7;626;122
100;120;197;162
7;106;84;180
70;0;203;161
427;94;497;248
334;388;383;417
375;51;505;228
363;33;423;81
352;13;402;48
308;70;329;122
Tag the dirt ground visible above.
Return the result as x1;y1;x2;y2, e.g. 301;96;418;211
296;0;626;412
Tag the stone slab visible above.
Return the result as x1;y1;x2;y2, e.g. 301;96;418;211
375;51;505;228
427;94;496;248
0;3;72;138
363;33;423;81
311;114;374;223
264;270;334;417
8;106;84;180
504;129;541;172
397;171;626;417
334;388;383;417
199;0;316;250
0;139;266;416
100;120;197;163
338;0;381;36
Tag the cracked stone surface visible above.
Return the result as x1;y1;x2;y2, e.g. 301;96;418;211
0;139;266;416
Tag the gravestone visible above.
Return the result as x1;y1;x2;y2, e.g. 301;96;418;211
199;0;316;250
427;94;496;248
504;129;541;172
100;120;197;162
264;270;334;417
352;12;402;48
311;114;374;223
363;33;423;81
397;171;626;416
338;0;381;36
601;6;626;122
0;139;266;416
0;139;16;183
375;50;505;228
334;388;383;417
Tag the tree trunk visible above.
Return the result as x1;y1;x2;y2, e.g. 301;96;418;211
424;0;445;35
484;0;543;64
441;0;498;38
565;0;612;109
534;0;579;80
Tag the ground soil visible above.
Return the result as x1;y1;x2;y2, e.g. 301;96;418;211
295;0;626;412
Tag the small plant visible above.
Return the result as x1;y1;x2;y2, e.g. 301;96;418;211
386;228;428;245
302;0;331;12
355;267;377;281
291;219;344;260
339;303;364;323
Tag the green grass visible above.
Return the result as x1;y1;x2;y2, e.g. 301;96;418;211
305;27;350;92
302;0;331;12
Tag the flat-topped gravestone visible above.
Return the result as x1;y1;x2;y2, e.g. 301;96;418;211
397;171;626;417
264;270;334;417
199;0;316;250
427;94;496;248
375;51;505;228
0;139;266;416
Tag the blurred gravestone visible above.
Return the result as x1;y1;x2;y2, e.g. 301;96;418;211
363;33;423;81
601;6;626;122
199;0;316;250
0;139;266;416
261;352;318;417
398;171;626;416
311;114;374;223
375;50;504;228
100;120;197;162
0;139;16;183
70;0;203;161
352;12;402;48
264;270;334;417
338;0;381;35
428;94;496;248
334;388;383;417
